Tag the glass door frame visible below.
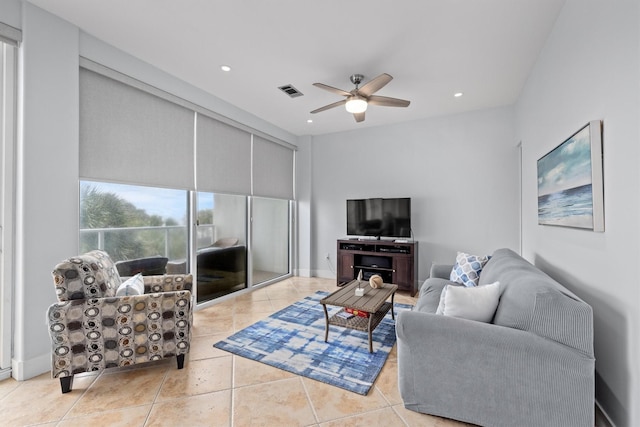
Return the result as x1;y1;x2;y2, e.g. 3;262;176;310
0;41;17;377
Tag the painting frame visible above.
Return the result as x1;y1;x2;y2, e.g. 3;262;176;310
537;120;604;232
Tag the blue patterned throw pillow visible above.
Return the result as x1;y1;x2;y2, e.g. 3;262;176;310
449;252;490;287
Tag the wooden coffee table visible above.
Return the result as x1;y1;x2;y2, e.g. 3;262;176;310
320;280;397;353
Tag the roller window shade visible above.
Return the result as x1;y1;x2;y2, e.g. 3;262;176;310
195;114;251;194
79;68;195;189
252;136;294;199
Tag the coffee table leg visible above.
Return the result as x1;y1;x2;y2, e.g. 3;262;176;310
322;304;329;342
391;292;395;320
368;315;374;353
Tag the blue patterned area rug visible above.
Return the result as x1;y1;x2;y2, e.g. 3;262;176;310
213;291;412;395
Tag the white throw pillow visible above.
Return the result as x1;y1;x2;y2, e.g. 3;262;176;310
436;281;501;323
116;273;145;296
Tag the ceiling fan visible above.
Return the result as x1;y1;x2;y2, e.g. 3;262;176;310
310;73;410;123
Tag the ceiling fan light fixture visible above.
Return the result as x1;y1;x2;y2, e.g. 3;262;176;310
345;96;367;113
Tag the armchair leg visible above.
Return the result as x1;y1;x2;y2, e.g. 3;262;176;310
60;376;74;393
176;354;185;369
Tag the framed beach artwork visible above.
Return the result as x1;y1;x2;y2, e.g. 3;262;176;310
537;120;604;231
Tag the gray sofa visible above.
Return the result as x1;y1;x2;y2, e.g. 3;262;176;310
396;248;595;427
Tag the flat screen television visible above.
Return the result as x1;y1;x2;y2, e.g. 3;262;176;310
346;198;411;239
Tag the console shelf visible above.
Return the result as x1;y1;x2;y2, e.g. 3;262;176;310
336;239;418;296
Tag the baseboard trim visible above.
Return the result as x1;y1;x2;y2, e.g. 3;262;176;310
11;353;50;381
0;367;11;381
311;269;334;279
294;269;312;277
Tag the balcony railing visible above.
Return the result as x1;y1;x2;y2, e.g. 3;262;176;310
80;224;216;261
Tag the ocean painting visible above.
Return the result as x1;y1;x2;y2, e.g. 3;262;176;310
537;124;595;229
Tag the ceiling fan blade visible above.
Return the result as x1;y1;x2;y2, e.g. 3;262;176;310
354;112;365;123
312;83;352;97
310;99;347;114
358;73;393;96
368;95;410;108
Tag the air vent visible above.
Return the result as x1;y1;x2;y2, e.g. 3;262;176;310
278;84;304;98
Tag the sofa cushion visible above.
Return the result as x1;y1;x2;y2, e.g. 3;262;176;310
436;281;501;322
52;250;121;301
480;249;593;355
449;252;490;287
115;256;168;277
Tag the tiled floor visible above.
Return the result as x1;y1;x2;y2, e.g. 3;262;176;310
0;277;472;426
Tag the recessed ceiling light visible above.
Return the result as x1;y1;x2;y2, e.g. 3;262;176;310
307;119;313;123
454;92;463;97
220;65;231;72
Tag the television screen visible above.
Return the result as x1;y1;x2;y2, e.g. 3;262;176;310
346;198;411;238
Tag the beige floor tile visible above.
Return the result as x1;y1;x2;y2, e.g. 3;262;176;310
0;376;81;425
68;365;167;417
265;284;298;300
320;407;407;427
235;289;270;302
199;299;236;318
0;376;19;399
147;390;232;427
233;310;269;331
392;404;473;427
373;346;402;405
157;355;232;401
394;292;418;305
60;404;151;427
269;296;302;312
234;298;275;314
234;377;316;426
303;377;389;423
190;333;232;361
233;355;296;388
192;312;235;337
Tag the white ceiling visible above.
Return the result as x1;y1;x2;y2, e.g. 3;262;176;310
29;0;566;137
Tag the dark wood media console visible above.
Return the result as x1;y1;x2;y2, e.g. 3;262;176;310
336;239;418;296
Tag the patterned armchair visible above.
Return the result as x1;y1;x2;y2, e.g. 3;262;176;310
47;250;193;393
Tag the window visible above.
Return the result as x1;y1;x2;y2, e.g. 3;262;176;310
79;181;189;263
79;63;295;306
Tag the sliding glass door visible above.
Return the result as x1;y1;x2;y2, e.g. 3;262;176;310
195;192;247;303
251;197;290;285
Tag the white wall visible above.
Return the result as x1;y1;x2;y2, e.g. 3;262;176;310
515;1;640;425
15;2;79;380
310;106;520;284
0;0;21;29
295;136;313;277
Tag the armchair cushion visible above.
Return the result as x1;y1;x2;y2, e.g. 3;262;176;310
52;250;121;301
116;273;144;296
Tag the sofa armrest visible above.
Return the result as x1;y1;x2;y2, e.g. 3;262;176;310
396;310;594;427
429;263;453;279
142;274;193;293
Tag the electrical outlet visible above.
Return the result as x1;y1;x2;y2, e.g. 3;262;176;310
325;252;331;260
